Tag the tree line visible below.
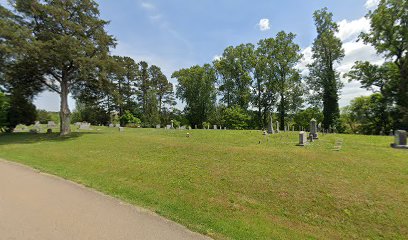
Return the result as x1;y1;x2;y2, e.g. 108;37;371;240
0;0;407;135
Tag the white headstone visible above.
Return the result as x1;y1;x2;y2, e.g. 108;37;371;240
298;131;307;146
47;121;56;128
79;122;91;130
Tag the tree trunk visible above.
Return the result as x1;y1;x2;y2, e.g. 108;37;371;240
257;82;262;129
280;93;285;130
60;80;71;136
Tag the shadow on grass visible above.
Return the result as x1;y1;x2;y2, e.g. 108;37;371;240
0;132;102;145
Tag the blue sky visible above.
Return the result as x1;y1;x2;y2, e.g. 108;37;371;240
16;0;382;111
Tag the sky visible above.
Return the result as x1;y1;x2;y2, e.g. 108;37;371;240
5;0;383;111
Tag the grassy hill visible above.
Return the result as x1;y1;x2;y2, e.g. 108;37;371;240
0;127;407;239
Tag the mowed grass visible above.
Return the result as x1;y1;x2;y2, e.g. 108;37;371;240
1;127;408;239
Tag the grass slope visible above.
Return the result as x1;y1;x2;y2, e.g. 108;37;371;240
1;127;407;239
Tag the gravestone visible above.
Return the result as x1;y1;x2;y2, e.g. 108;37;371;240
309;133;314;142
188;126;192;130
46;129;52;134
171;120;174;129
115;124;121;128
195;125;198;129
156;124;161;129
33;124;42;133
35;121;40;126
166;125;171;129
391;130;408;149
213;125;217;130
267;116;275;134
389;129;394;136
47;121;57;128
118;127;124;132
224;127;227;130
79;122;91;130
298;131;307;146
109;123;114;128
310;118;318;139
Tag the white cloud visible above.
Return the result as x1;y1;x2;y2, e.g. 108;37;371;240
365;0;380;9
149;14;162;22
298;16;384;107
336;17;370;42
213;55;222;61
140;1;156;11
258;19;270;31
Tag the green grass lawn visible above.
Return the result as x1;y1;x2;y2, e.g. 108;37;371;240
1;127;408;239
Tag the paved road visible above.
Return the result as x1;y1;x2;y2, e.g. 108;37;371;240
0;160;211;240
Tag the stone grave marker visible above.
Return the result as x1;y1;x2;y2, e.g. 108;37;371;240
156;124;161;129
391;130;408;149
79;122;91;130
267;116;275;134
297;131;307;146
213;125;217;130
310;118;318;139
47;121;57;128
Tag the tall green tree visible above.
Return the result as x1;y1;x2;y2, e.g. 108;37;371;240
143;89;160;127
172;64;216;127
137;61;150;116
10;0;115;135
254;38;277;128
359;0;408;129
110;56;138;116
270;31;303;130
214;44;254;110
306;8;344;129
149;65;174;114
